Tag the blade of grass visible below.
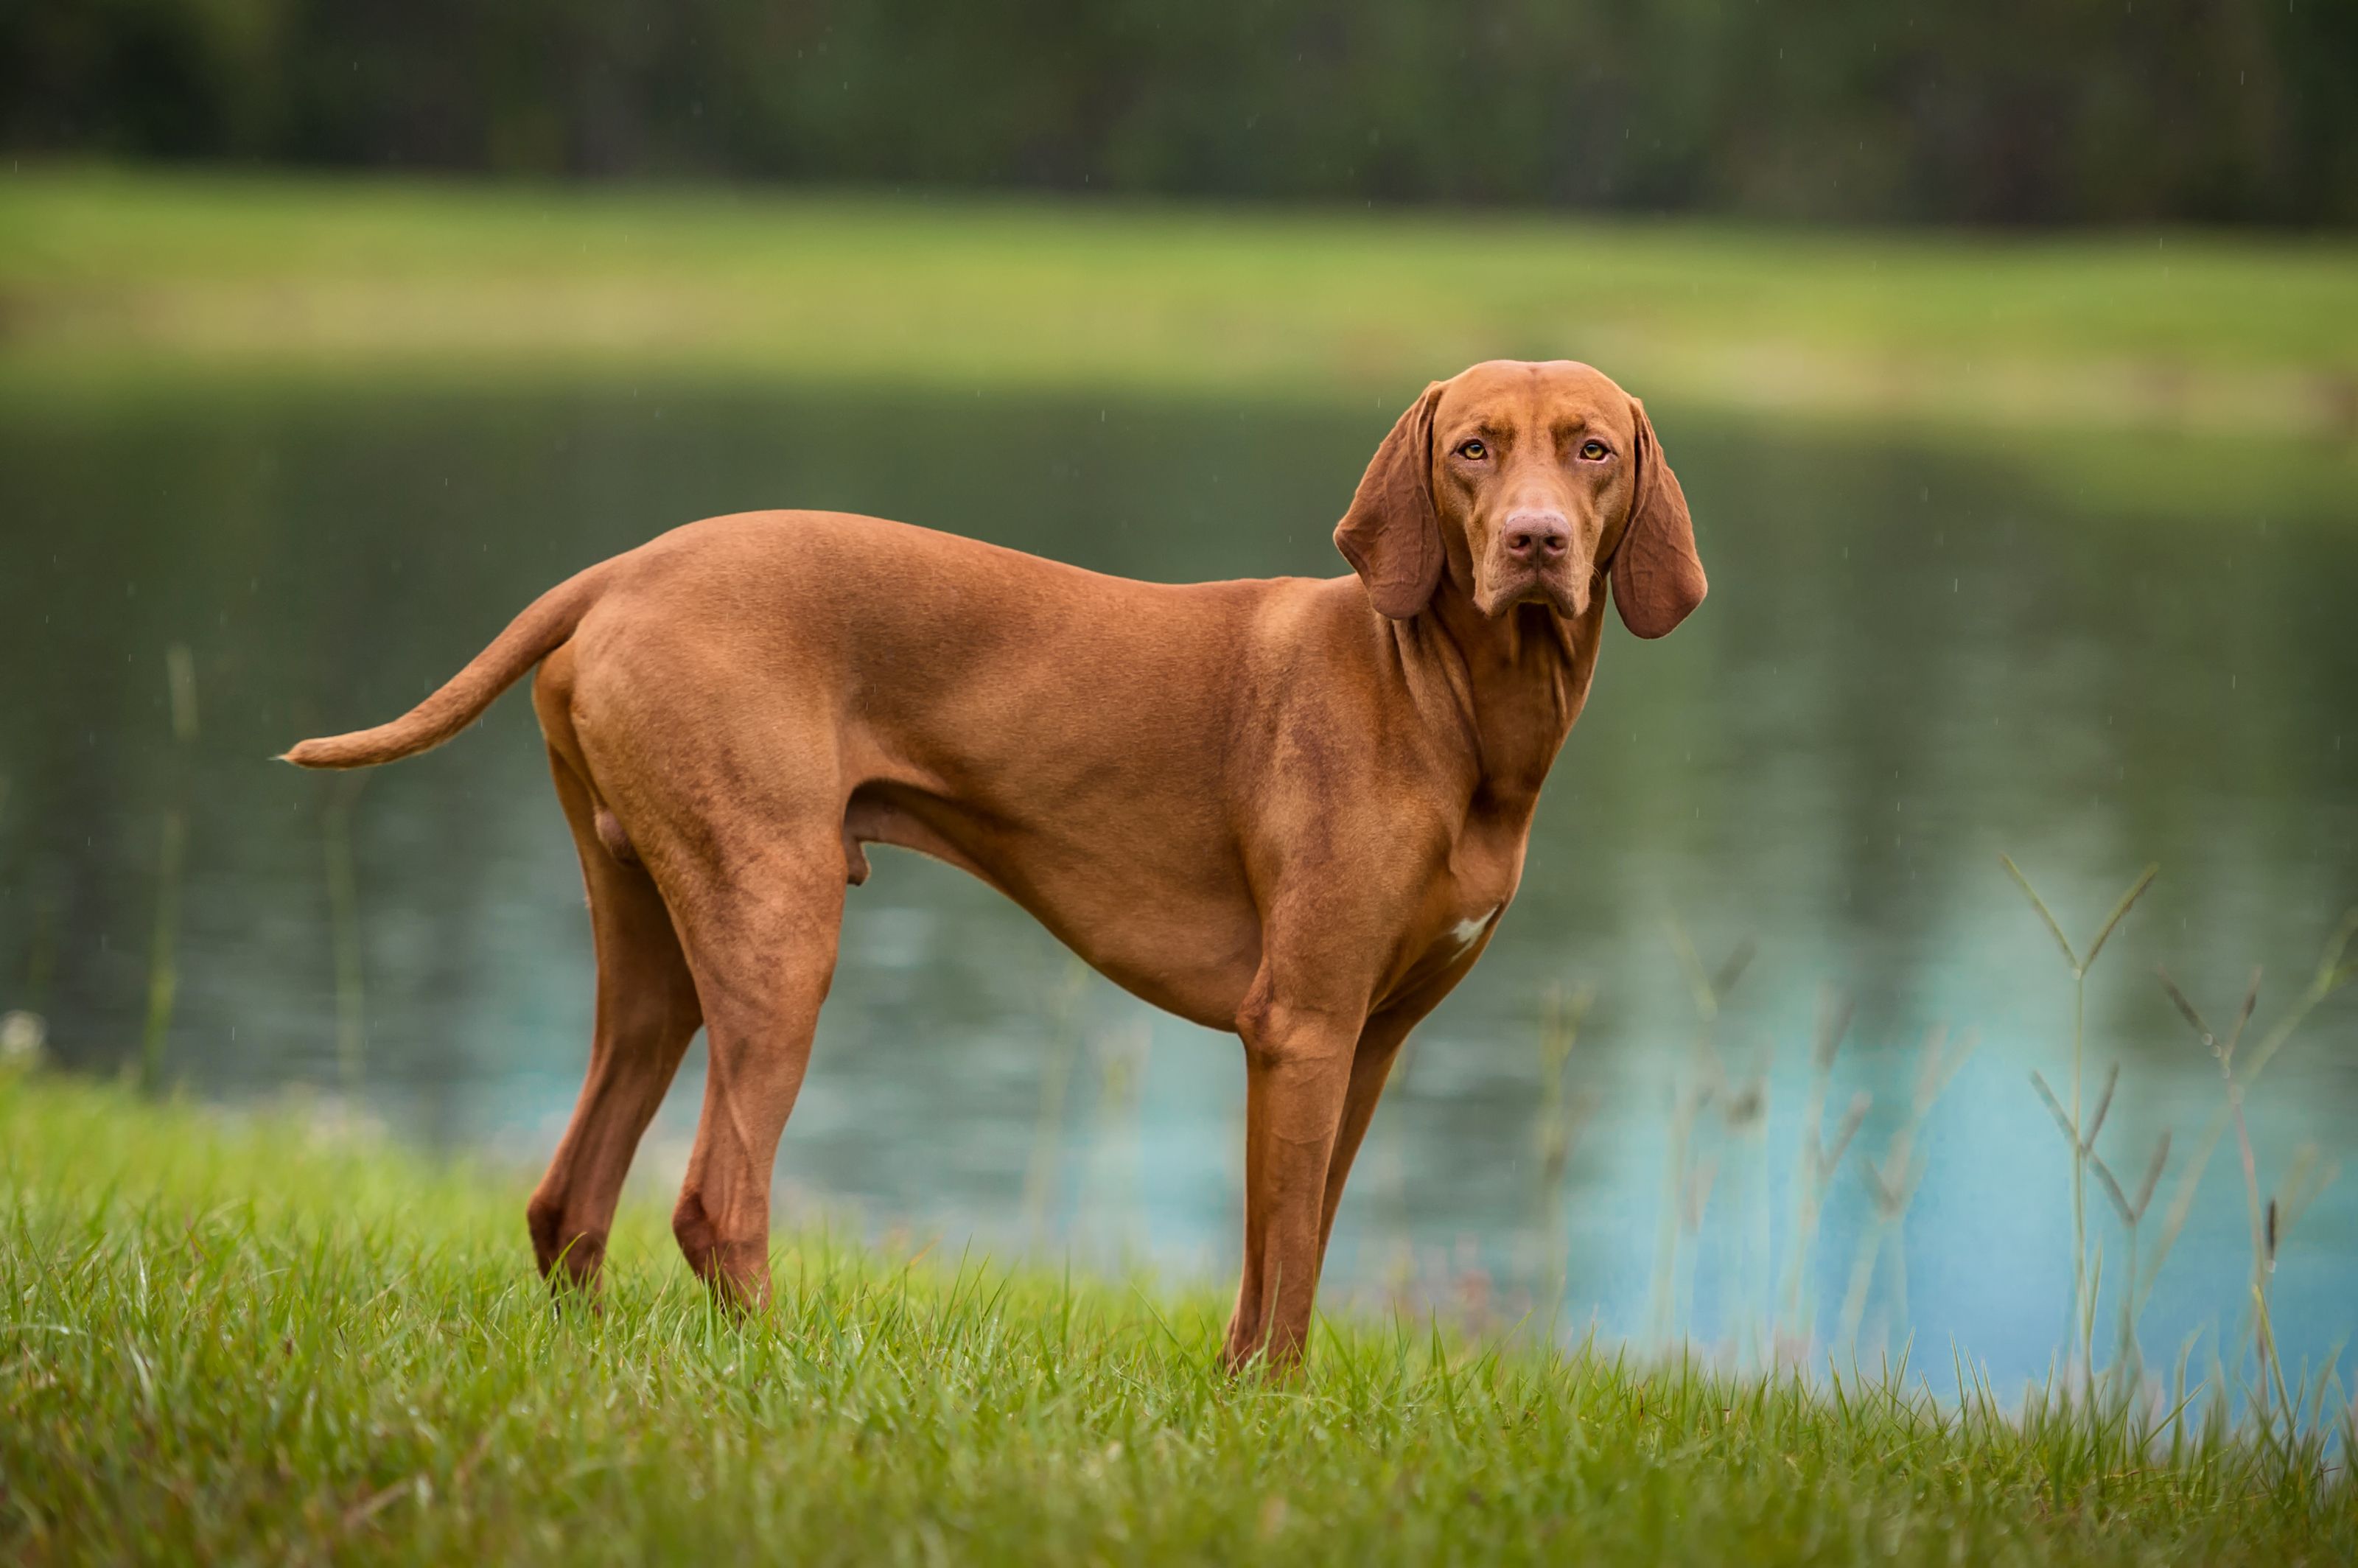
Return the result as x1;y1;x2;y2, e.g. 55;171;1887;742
2081;864;2159;970
2001;854;2078;970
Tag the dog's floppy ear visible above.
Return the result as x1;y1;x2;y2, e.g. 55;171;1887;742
1610;397;1707;639
1335;381;1446;620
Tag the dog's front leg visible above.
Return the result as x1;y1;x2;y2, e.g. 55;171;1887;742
1225;995;1362;1373
1312;1007;1424;1277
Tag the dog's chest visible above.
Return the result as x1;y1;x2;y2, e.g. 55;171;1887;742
1437;827;1526;956
1444;905;1501;955
1403;815;1528;976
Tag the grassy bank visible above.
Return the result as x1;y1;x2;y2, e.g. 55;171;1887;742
4;167;2356;439
1;1070;2351;1565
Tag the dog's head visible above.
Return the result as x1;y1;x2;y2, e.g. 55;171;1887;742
1334;360;1705;636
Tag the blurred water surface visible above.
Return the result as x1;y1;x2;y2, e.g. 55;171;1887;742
3;379;2354;1388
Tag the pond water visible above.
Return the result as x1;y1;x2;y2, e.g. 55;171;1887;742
3;378;2354;1392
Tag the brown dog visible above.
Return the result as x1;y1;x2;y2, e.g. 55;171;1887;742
285;359;1705;1368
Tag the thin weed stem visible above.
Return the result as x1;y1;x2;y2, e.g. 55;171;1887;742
1021;958;1090;1248
1530;981;1596;1323
2000;855;2155;1402
141;644;201;1093
322;772;368;1090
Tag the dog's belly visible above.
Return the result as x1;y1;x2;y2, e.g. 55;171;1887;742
844;780;1262;1031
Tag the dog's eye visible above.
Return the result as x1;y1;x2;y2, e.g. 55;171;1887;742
1456;439;1487;461
1579;439;1611;461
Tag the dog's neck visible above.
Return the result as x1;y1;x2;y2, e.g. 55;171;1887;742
1407;576;1599;818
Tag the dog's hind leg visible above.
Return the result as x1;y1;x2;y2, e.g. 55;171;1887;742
662;834;846;1312
526;749;703;1293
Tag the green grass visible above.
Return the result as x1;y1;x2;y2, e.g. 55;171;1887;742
3;1069;2352;1565
4;166;2357;438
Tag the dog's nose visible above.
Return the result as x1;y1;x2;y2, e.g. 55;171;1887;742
1502;511;1572;563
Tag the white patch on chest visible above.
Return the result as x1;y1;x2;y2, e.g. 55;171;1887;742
1450;907;1500;953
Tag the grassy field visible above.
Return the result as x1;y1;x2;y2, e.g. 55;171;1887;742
2;1068;2351;1566
4;167;2357;439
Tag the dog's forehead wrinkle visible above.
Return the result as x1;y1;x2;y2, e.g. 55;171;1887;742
1441;367;1617;449
1441;402;1545;451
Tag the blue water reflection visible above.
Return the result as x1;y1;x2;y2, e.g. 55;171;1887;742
2;380;2352;1393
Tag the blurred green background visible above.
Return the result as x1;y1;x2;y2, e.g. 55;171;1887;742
7;0;2356;223
1;1;2354;1387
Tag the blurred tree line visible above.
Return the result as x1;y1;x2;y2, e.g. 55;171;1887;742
5;0;2352;225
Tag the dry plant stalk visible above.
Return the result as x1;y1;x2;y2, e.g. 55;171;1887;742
1778;987;1867;1362
1530;981;1599;1317
2029;1061;2171;1392
323;771;370;1088
2152;965;2342;1437
1021;956;1091;1247
2141;912;2356;1307
1084;1014;1154;1264
142;643;202;1092
2000;854;2155;1400
1648;917;1751;1351
1837;1022;1973;1357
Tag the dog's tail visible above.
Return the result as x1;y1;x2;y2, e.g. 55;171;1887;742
280;562;611;770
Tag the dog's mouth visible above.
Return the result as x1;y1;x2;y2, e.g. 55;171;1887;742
1473;559;1591;620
